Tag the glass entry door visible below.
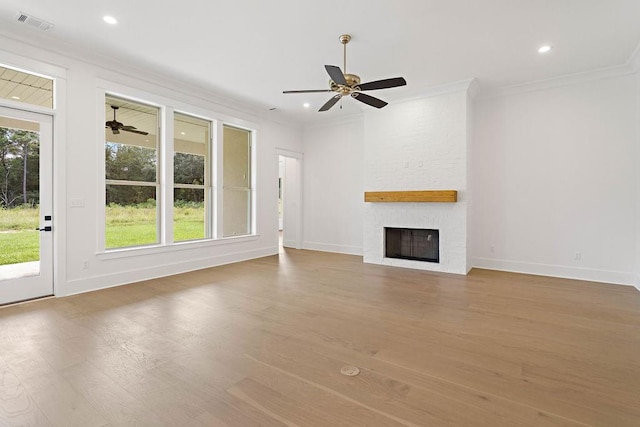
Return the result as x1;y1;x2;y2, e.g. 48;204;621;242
0;106;53;305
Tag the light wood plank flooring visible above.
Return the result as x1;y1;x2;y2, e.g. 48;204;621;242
1;249;639;426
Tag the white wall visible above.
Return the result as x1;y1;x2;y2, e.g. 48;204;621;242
636;71;640;289
302;118;364;255
473;73;638;285
0;35;302;297
363;88;471;274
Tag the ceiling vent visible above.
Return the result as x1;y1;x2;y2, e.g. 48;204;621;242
15;12;54;32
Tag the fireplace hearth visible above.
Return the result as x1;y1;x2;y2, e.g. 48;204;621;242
385;228;439;263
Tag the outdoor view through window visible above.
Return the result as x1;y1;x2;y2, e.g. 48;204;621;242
105;96;159;249
174;112;211;241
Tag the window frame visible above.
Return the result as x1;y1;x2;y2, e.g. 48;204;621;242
172;111;213;242
222;124;253;238
96;81;258;257
104;94;161;249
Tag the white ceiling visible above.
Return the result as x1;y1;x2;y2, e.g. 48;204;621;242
1;0;639;124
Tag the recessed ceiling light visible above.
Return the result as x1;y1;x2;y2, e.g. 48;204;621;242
180;131;186;135
303;102;310;108
103;15;118;25
538;45;552;54
11;96;20;100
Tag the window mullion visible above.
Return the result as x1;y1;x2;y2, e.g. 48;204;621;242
162;106;174;245
214;121;224;239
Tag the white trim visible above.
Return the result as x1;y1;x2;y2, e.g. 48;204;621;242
276;149;304;250
65;246;274;297
472;257;637;287
365;79;477;113
0;29;263;121
97;234;259;260
410;78;477;100
466;78;481;100
0;49;66;80
479;64;635;100
303;113;364;131
303;241;362;256
627;39;640;72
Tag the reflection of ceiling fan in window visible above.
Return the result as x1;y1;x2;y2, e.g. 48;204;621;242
105;105;149;135
283;34;407;112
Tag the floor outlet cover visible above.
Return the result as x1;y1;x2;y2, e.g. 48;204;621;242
340;365;360;376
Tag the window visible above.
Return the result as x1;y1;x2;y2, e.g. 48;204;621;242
104;95;159;249
101;90;256;252
223;125;252;237
0;65;53;108
173;113;211;241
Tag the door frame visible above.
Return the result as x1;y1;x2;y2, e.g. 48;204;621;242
0;106;54;304
0;51;67;300
276;149;303;250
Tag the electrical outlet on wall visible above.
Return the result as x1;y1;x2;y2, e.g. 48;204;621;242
575;252;581;261
82;260;89;269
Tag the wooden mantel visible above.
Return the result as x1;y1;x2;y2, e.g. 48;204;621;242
364;190;458;203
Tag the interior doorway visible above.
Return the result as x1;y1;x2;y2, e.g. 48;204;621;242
0;106;54;305
276;150;302;250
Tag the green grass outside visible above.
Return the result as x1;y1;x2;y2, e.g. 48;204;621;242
0;205;205;266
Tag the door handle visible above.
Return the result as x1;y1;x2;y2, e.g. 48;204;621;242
36;226;52;232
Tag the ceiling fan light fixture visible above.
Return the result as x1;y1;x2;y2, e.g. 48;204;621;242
282;34;406;112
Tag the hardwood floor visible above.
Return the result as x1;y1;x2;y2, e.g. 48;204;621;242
1;249;639;426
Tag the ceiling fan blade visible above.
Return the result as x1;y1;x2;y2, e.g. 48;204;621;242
319;94;342;112
351;92;388;109
121;125;138;131
283;89;333;94
111;128;120;135
325;65;347;86
122;128;149;135
357;77;407;91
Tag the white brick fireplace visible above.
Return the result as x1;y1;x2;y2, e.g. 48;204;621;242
363;82;474;274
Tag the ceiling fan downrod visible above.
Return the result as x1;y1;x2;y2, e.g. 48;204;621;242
340;34;351;75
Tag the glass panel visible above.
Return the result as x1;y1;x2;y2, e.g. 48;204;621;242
223;125;251;237
174;113;208;185
0;118;40;278
174;112;210;242
0;66;54;109
174;188;205;241
174;153;204;185
106;185;157;249
223;126;250;188
105;95;159;249
105;143;157;182
223;188;250;237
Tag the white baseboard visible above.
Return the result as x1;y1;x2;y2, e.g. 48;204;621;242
635;274;640;292
302;241;363;256
472;257;636;287
62;247;277;297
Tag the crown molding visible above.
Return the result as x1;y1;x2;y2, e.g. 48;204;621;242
394;78;477;104
627;39;640;73
479;64;636;100
466;78;480;100
0;27;272;123
302;112;364;131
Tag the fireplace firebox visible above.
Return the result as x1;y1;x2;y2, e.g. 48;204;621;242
385;228;439;263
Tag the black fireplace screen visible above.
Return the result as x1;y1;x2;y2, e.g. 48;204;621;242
385;228;439;263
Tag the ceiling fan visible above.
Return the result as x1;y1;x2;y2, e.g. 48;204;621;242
105;105;149;135
283;34;407;112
